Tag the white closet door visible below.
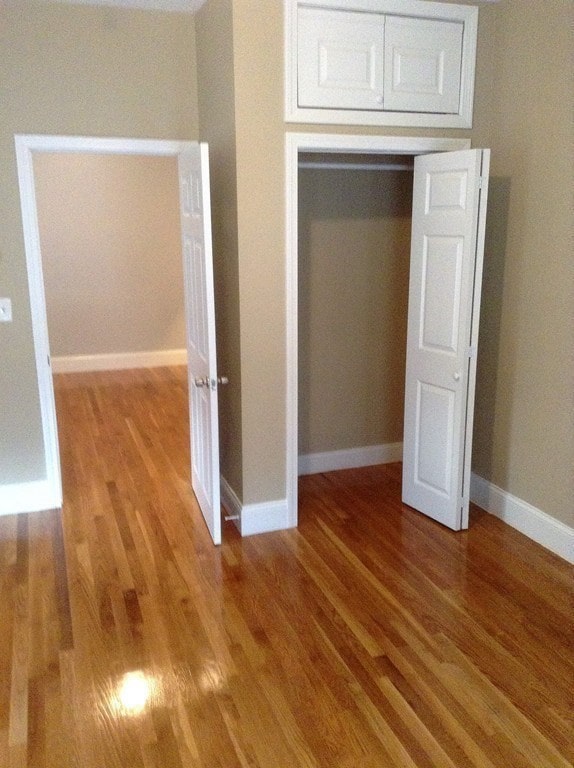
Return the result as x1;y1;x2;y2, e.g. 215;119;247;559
402;148;490;530
179;142;221;545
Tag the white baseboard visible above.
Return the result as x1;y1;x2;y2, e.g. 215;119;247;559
295;453;573;563
0;479;62;516
220;477;292;537
471;473;574;564
51;348;187;373
298;442;403;476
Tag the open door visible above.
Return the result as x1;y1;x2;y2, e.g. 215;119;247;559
179;142;222;545
402;148;490;531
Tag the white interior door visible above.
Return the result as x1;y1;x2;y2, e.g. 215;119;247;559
402;148;490;530
179;142;221;545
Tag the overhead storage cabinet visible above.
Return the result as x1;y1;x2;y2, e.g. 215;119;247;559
286;0;478;128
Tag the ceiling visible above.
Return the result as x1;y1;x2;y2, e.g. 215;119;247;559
39;0;207;12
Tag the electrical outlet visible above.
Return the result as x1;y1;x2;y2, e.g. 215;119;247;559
0;298;12;323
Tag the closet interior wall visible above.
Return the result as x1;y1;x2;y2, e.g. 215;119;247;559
297;155;414;465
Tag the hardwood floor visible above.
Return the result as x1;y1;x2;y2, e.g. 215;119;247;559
1;366;572;767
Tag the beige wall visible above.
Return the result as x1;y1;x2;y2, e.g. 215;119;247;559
232;1;288;504
197;0;288;504
195;0;243;496
0;3;197;485
472;0;574;527
298;167;412;454
34;153;184;357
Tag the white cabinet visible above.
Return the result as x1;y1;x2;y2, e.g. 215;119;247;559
383;16;463;114
285;0;478;128
298;8;385;110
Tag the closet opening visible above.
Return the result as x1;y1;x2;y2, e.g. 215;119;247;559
285;133;472;527
297;152;414;477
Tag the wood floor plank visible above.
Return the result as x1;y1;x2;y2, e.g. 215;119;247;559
0;366;572;767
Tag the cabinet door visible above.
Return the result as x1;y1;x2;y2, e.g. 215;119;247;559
298;7;385;110
384;16;463;114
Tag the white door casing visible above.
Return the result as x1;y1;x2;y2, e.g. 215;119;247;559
179;142;222;545
402;148;490;530
14;135;222;541
15;135;196;515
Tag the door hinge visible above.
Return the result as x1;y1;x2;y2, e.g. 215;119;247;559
478;176;485;189
467;346;477;359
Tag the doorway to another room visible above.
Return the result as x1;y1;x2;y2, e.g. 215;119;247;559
15;135;223;544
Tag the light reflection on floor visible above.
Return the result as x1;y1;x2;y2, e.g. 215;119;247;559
107;663;227;719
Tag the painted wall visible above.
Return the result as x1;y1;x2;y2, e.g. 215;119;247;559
232;1;289;505
298;167;412;455
34;153;184;358
472;0;574;527
196;0;290;506
0;3;197;486
195;0;243;498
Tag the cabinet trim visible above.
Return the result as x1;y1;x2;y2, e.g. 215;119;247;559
284;0;478;128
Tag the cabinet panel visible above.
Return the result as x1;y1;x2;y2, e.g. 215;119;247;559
383;16;463;114
298;7;385;110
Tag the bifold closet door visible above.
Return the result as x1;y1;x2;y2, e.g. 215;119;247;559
402;148;490;530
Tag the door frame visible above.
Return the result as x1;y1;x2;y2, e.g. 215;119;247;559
15;134;193;510
285;132;471;526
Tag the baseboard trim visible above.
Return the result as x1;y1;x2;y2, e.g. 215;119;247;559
0;479;62;516
52;348;187;373
298;442;403;476
221;477;292;537
221;466;574;560
471;473;574;564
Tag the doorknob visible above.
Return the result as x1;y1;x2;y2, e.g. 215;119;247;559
453;372;461;381
194;376;209;388
217;376;229;385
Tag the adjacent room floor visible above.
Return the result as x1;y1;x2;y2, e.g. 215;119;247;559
1;366;572;767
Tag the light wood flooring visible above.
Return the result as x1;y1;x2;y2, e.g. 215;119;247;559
1;366;572;767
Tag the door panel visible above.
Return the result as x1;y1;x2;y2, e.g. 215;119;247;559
415;382;455;495
383;16;463;114
421;235;463;352
179;142;221;545
402;148;490;530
